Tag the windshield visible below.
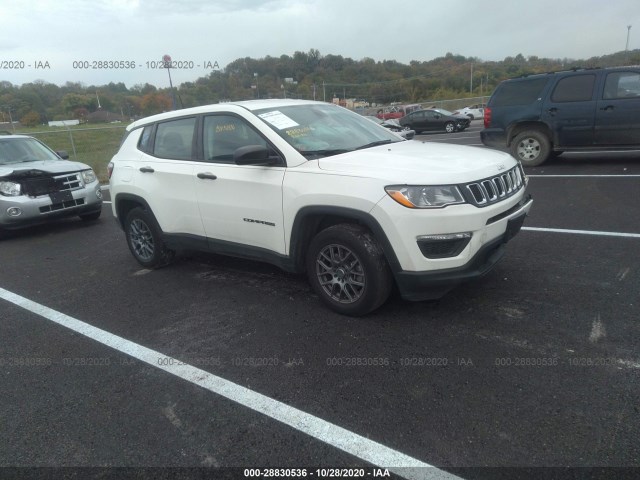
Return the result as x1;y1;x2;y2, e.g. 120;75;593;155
434;108;454;116
254;103;402;159
0;137;60;165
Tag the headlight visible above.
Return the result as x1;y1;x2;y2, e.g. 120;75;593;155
81;169;97;184
0;181;22;197
385;185;465;208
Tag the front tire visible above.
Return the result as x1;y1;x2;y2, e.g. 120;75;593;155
510;130;551;167
445;122;456;133
124;207;174;268
305;224;392;316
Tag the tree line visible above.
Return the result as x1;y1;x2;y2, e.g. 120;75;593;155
2;48;638;126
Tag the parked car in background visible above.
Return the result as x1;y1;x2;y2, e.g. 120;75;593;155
364;116;416;139
453;103;486;120
376;103;422;120
481;66;640;166
0;134;103;237
399;108;471;134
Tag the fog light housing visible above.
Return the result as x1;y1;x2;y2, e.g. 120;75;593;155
96;189;103;199
7;207;22;217
416;232;472;259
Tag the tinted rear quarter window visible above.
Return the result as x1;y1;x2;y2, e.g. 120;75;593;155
491;77;550;106
137;125;153;153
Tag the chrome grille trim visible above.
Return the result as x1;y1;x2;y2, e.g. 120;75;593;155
54;173;83;192
465;166;525;206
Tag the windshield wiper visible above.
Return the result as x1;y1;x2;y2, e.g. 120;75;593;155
301;149;352;158
355;139;396;150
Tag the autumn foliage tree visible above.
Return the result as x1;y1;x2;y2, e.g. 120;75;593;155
20;110;40;127
140;92;172;115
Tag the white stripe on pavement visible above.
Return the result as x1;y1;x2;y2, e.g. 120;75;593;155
522;227;640;239
0;286;461;480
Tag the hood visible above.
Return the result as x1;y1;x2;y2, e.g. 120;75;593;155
317;141;517;184
0;160;91;178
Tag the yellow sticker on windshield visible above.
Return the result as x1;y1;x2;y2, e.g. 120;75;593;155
285;126;311;138
215;124;236;133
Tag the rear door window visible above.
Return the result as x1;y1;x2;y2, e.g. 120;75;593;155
551;75;596;102
153;117;196;160
603;71;640;99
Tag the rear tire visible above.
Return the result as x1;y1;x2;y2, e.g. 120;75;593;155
124;207;174;268
305;224;392;316
510;130;551;167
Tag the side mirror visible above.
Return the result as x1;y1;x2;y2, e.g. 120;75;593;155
56;150;69;159
233;145;279;166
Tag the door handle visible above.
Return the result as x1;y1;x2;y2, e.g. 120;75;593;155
139;167;154;173
197;172;217;180
547;107;558;115
599;105;615;111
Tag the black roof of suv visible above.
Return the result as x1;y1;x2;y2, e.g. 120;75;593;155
480;66;640;166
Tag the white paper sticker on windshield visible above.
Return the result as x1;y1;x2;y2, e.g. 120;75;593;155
258;111;299;130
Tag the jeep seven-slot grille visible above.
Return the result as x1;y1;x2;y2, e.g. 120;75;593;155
465;166;524;206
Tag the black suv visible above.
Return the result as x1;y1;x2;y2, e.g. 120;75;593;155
481;67;640;166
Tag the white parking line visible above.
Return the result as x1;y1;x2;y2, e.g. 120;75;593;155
523;227;640;239
0;286;461;480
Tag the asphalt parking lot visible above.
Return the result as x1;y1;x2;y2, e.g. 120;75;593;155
1;121;639;480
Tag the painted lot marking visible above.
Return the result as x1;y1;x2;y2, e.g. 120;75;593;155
0;286;461;480
522;227;640;239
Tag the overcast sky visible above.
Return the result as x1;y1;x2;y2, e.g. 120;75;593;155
1;0;637;89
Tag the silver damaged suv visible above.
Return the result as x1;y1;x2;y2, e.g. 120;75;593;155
0;134;103;236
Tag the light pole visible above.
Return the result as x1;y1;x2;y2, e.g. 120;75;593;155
163;54;176;110
625;25;632;62
470;62;474;94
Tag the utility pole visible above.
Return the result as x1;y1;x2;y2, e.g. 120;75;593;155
163;54;176;110
626;25;632;62
470;63;474;93
323;81;326;102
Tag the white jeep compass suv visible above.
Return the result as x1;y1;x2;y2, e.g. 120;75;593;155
109;100;532;316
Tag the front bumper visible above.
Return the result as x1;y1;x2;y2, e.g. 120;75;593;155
0;182;103;230
394;195;533;301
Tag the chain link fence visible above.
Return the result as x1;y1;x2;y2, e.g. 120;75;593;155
26;125;126;183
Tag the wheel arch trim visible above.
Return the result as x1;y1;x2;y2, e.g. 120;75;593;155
113;193;157;231
288;206;402;274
